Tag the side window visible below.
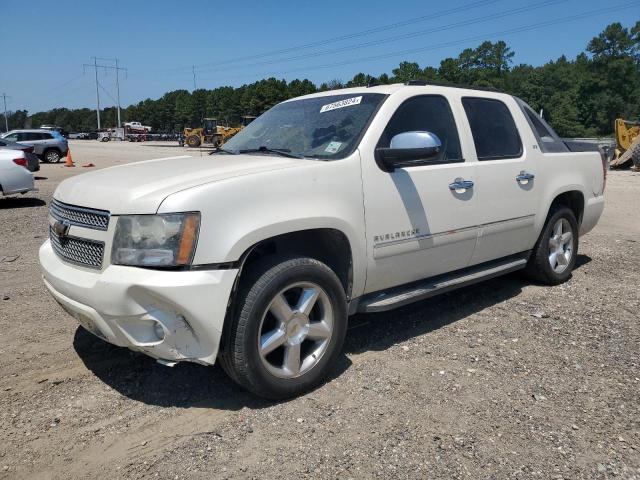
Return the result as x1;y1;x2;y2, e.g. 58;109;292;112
40;133;54;140
26;132;42;141
378;95;462;163
524;107;553;140
462;97;523;160
4;133;18;141
519;103;569;153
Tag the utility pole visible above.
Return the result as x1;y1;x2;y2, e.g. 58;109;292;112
192;65;197;91
1;93;9;132
83;57;127;130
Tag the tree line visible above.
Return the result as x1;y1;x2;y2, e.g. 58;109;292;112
5;21;639;138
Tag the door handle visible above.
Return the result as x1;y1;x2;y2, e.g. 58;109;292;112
516;171;535;184
449;179;474;192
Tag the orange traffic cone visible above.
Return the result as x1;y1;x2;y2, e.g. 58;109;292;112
65;148;75;167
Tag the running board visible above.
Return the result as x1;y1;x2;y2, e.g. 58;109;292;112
357;255;528;313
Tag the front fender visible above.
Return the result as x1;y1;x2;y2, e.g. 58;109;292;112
157;154;368;296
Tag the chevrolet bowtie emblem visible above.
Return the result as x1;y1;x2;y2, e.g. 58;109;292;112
53;220;71;237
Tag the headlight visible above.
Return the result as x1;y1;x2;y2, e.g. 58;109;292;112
111;213;200;267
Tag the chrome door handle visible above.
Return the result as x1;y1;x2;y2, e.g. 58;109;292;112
449;179;474;192
516;171;535;184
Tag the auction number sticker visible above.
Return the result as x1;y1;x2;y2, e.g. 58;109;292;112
320;96;362;113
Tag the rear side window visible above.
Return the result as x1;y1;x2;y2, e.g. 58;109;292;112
39;132;54;140
378;95;462;163
462;97;522;160
519;101;569;153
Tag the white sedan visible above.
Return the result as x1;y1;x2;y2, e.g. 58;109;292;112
0;149;36;196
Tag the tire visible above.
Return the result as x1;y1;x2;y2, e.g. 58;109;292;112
219;255;348;399
186;135;201;148
523;206;579;285
631;140;640;170
44;149;61;163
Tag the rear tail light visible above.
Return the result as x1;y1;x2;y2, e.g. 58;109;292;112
13;158;28;168
598;147;608;192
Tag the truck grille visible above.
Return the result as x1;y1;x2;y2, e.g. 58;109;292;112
50;199;110;231
49;227;105;269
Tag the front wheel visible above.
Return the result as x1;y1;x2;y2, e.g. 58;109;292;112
44;149;61;163
186;135;201;148
523;206;579;285
219;256;347;399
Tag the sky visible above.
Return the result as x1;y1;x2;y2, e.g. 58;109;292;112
1;0;637;114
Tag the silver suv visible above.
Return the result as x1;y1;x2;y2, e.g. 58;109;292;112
1;129;68;163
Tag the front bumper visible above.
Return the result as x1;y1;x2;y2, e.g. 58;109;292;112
39;240;238;365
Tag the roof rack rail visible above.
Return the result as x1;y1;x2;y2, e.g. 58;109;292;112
404;79;502;93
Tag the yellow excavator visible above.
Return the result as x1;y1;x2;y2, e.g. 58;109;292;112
610;118;640;170
182;116;256;148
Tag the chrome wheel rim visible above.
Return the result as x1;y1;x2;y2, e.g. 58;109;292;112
548;218;573;274
46;151;59;163
257;282;333;379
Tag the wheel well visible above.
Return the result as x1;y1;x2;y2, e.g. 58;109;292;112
43;147;61;155
240;229;353;298
550;190;584;225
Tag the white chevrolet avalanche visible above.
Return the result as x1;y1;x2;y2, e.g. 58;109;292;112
39;83;606;398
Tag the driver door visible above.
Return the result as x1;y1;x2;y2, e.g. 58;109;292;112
360;94;478;294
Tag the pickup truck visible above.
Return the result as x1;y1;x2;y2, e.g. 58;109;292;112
39;83;606;399
123;121;152;133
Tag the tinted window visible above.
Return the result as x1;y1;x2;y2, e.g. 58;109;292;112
524;107;552;140
462;97;522;160
378;95;462;163
517;101;569;153
26;132;43;141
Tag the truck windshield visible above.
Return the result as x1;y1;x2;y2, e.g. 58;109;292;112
223;93;386;159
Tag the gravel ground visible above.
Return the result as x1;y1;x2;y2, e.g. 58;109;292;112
0;141;638;480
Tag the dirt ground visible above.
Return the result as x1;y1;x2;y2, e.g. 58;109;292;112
1;140;638;480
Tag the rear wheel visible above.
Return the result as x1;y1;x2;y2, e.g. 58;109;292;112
44;149;61;163
523;206;579;285
631;140;640;170
219;256;347;399
186;135;201;148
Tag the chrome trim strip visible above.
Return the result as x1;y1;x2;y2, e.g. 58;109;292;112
373;214;535;249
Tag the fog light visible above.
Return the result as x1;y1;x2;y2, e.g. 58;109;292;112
153;322;165;341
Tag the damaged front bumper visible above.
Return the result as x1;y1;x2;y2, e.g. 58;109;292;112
39;240;238;365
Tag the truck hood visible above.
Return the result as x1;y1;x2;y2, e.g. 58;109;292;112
54;154;303;214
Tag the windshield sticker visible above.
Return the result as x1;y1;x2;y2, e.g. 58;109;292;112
320;96;362;113
324;141;342;154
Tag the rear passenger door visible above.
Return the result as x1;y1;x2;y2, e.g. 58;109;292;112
461;96;539;265
30;132;50;155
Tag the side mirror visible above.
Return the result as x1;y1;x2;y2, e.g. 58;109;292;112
375;131;442;172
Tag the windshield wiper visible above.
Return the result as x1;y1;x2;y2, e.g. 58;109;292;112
208;147;238;156
238;146;304;159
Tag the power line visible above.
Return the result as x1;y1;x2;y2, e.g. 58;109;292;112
195;0;567;75
158;0;504;74
195;0;639;83
82;57;127;129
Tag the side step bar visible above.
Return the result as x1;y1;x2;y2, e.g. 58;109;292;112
356;254;529;313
